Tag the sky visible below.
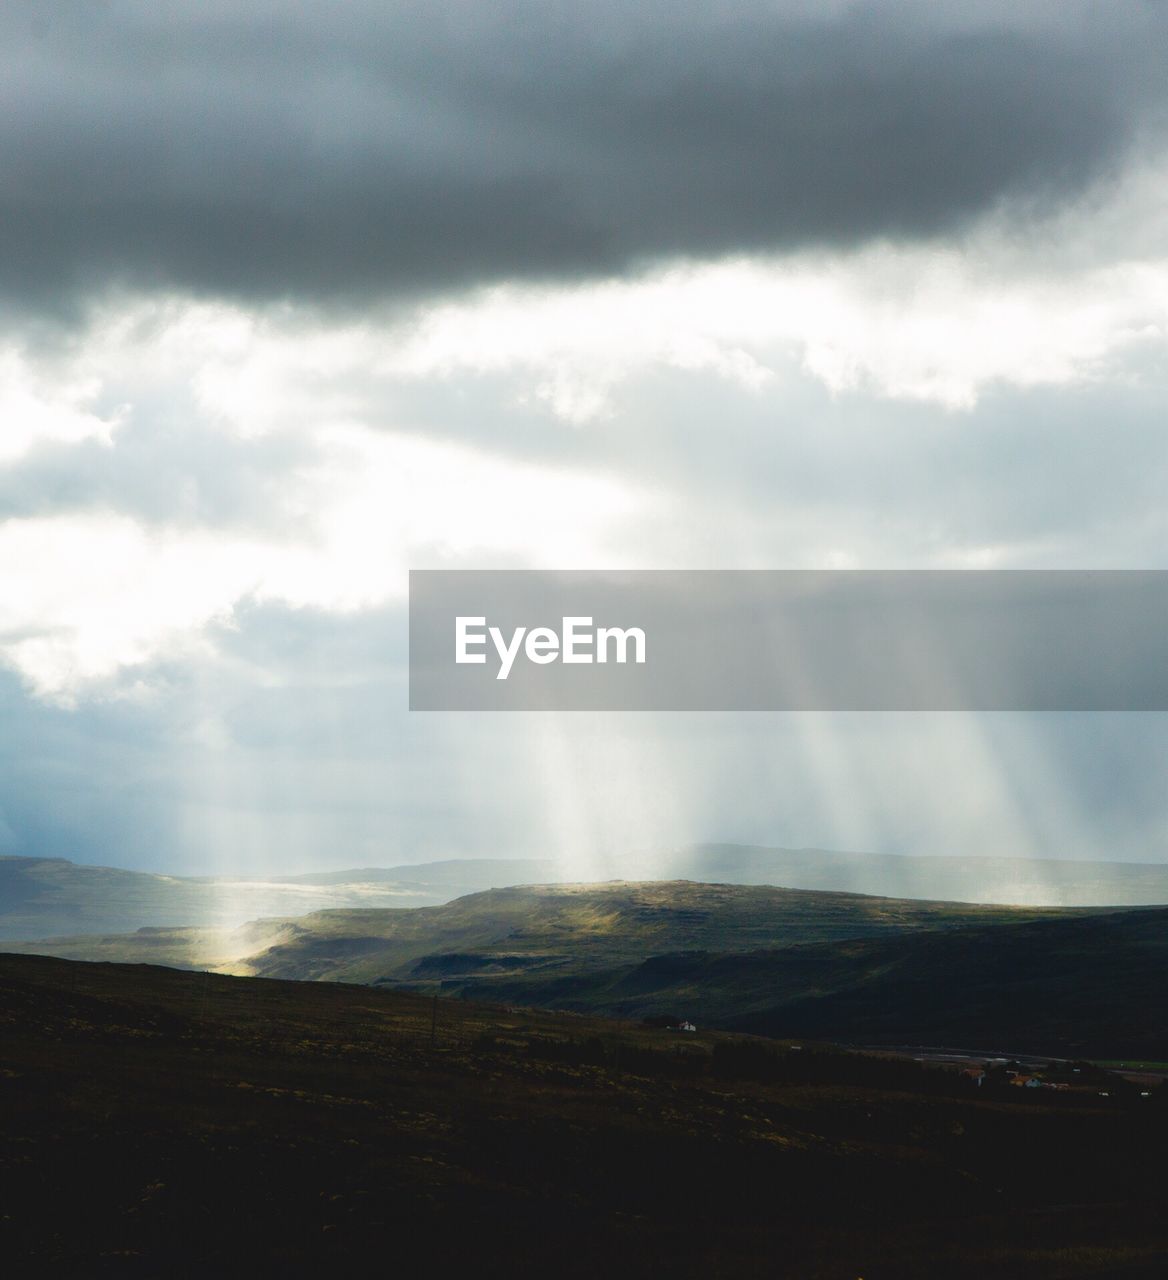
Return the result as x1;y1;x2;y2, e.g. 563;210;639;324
2;1;1168;877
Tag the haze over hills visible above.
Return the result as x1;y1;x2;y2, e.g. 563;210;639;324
645;844;1168;907
7;845;1168;1061
283;859;557;888
232;882;1077;985
221;885;1168;1059
6;874;1166;1058
286;845;1168;908
5;843;1168;942
0;855;555;941
4;879;1081;978
215;884;1168;1059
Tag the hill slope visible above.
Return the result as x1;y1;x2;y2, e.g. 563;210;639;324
5;879;1074;974
7;843;1168;942
231;880;1079;984
12;880;1151;1058
4;952;1168;1277
272;845;1168;907
431;907;1168;1059
0;854;540;940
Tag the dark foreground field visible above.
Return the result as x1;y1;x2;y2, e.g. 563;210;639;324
3;954;1167;1278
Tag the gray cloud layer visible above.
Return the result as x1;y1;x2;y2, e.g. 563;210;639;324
2;1;1164;311
5;4;1168;878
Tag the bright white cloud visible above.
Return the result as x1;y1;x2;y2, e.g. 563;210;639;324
384;250;1168;415
2;177;1168;699
0;349;124;463
0;428;646;700
0;515;246;698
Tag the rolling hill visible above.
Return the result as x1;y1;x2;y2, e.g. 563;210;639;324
4;880;1074;975
655;843;1168;907
439;907;1168;1059
270;844;1168;907
7;876;1166;1060
232;881;1081;984
6;843;1168;943
176;879;1167;1059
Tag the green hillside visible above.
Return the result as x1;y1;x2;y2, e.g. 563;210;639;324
426;907;1168;1060
232;881;1076;984
8;878;1086;980
7;845;1168;944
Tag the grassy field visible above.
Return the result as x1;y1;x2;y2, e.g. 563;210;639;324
3;952;1168;1277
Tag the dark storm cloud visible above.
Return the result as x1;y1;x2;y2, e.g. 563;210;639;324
1;0;1163;312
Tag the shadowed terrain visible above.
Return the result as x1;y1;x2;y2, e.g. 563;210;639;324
443;907;1168;1060
10;881;1163;1059
3;952;1168;1278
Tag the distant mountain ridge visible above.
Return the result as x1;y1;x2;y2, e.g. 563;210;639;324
279;844;1168;908
2;879;1079;975
7;870;1165;1057
0;855;449;940
4;843;1168;942
0;855;567;942
283;859;557;888
651;844;1168;906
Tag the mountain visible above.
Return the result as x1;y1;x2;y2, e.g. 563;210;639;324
7;877;1165;1058
235;881;1085;984
0;855;574;941
284;858;557;888
3;880;1073;974
6;843;1168;942
655;844;1168;907
279;845;1168;907
206;880;1168;1059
